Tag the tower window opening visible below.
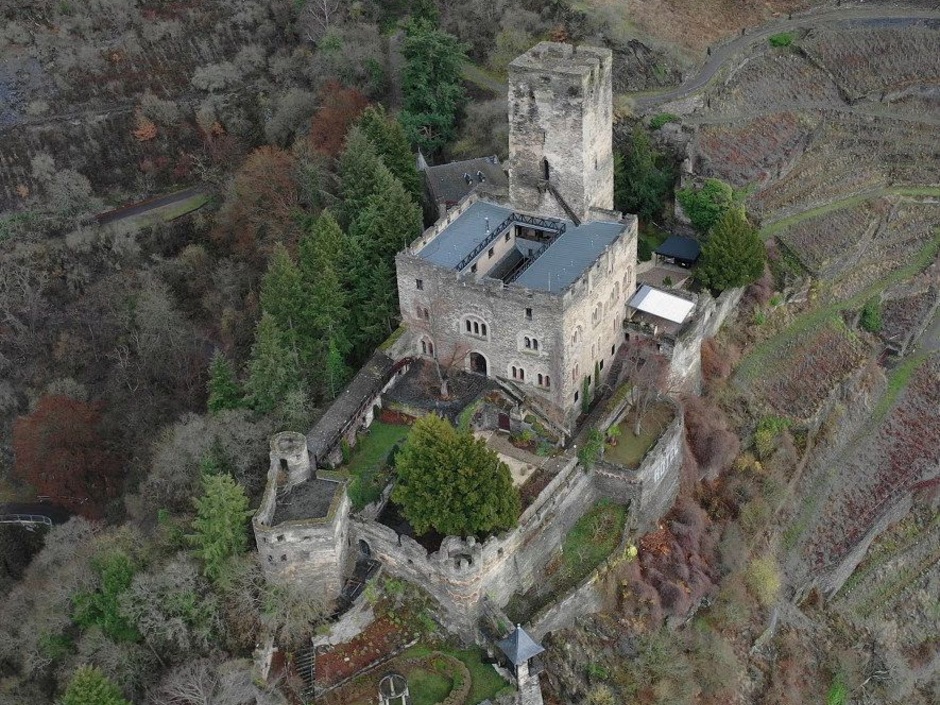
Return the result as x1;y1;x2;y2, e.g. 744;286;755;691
542;158;550;181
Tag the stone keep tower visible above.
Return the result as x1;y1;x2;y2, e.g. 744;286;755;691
508;42;614;222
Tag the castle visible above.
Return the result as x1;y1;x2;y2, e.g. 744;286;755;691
396;42;637;432
252;42;703;658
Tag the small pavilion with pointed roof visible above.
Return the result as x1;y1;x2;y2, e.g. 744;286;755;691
497;624;545;676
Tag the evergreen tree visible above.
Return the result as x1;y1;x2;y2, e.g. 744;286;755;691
259;243;303;337
614;127;674;222
189;473;251;583
392;414;519;537
61;665;130;705
337;127;386;229
244;313;304;414
299;211;353;392
351;164;423;263
207;350;241;413
324;336;351;400
72;552;139;643
359;104;423;203
399;19;469;154
697;209;766;292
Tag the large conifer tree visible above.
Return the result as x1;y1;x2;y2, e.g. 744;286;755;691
207;350;242;413
359;104;423;203
697;208;766;292
244;313;304;414
392;414;520;537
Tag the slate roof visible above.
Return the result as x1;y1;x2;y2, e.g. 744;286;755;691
418;201;514;268
655;235;701;264
424;155;508;205
416;200;628;294
628;284;695;324
306;351;396;463
513;221;624;293
497;625;544;666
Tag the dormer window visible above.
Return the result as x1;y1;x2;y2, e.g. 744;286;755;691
463;172;472;184
477;170;486;182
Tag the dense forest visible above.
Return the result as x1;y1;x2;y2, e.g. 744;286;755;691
0;1;681;702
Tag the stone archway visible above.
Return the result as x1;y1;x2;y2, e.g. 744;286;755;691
469;352;488;376
358;539;372;558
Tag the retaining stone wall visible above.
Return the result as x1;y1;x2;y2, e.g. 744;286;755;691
668;287;743;393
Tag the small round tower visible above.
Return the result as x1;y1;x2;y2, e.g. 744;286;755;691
269;431;311;486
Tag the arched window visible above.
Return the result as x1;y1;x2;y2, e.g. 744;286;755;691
524;336;531;349
532;338;539;351
519;368;525;381
421;340;427;354
511;366;518;379
428;341;434;356
545;375;551;388
463;315;490;340
537;373;543;385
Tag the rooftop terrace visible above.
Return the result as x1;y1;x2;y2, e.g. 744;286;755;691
415;201;627;294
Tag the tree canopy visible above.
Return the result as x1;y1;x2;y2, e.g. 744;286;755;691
614;127;675;222
392;414;520;537
358;104;423;203
189;473;251;583
677;178;739;233
12;395;121;517
61;665;130;705
697;209;766;292
399;19;468;154
207;351;242;414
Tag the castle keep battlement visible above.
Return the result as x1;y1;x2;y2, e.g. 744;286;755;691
253;432;350;596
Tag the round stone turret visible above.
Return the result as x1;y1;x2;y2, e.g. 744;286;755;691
270;431;311;486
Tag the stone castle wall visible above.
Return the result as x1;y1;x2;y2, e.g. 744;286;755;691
666;286;743;393
347;407;684;638
396;214;636;432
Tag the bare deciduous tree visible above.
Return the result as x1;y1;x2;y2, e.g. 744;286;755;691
623;338;670;435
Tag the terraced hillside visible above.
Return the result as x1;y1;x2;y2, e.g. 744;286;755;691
0;0;287;210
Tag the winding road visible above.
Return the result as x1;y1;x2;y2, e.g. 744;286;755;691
629;1;940;111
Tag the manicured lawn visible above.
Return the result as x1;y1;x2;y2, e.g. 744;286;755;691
453;648;513;704
605;402;675;468
398;645;511;705
408;667;452;705
344;421;410;509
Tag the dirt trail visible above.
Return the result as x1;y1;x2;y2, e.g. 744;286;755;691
630;1;940;110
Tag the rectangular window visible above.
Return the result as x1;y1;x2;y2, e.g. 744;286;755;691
504;232;510;242
525;307;532;320
415;278;423;290
471;263;478;273
488;247;495;258
574;391;580;402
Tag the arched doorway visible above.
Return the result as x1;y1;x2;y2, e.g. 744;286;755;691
358;539;372;558
469;352;488;376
